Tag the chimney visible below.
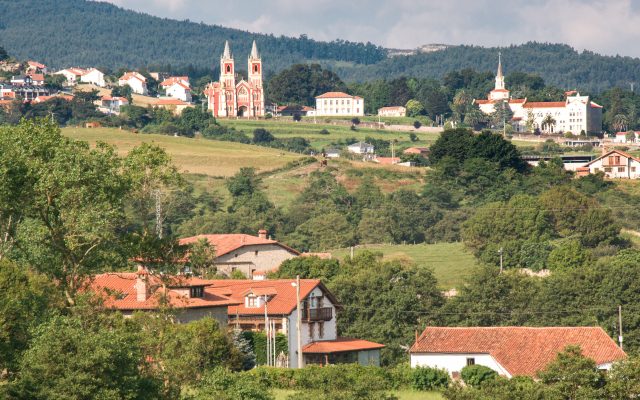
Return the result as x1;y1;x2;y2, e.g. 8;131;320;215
136;270;151;302
258;229;267;239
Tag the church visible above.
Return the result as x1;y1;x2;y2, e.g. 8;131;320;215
473;55;602;134
205;41;265;117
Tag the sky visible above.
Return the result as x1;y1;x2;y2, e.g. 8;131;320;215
105;0;640;58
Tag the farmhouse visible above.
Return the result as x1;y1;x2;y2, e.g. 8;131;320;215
166;81;192;102
613;131;639;143
119;72;148;95
576;149;640;179
315;92;364;117
410;326;625;378
90;269;241;325
153;98;192;115
403;147;429;157
207;277;385;367
378;106;406;117
179;230;300;277
348;141;374;154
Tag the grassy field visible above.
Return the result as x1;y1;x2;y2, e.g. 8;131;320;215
273;389;443;400
330;242;476;290
61;127;304;176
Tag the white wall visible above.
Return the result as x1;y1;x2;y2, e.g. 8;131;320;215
215;244;298;276
411;353;511;378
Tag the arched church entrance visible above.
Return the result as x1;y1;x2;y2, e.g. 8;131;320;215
238;106;248;117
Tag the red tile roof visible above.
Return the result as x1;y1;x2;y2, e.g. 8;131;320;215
161;77;189;87
591;103;603;108
523;102;566;109
491;89;509;92
179;234;300;258
303;337;386;353
252;270;267;276
410;327;626;376
315;92;357;99
510;99;526;104
378;106;405;110
90;273;241;311
155;99;188;105
300;253;334;259
29;74;45;81
28;61;47;69
403;147;429;154
583;149;640;167
375;157;401;164
203;279;343;316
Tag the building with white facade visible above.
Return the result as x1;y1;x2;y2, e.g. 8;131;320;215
81;68;106;87
166;82;192;102
410;327;625;378
160;76;190;89
348;141;374;154
474;55;603;135
613;131;639;143
315;92;364;117
576;149;640;179
378;106;406;117
207;277;385;367
119;72;148;95
54;68;87;86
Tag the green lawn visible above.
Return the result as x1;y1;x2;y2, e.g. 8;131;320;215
273;389;444;400
330;242;476;290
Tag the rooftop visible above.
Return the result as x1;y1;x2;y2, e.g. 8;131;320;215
179;234;300;258
303;337;386;353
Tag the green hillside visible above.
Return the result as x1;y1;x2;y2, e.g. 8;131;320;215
0;0;386;71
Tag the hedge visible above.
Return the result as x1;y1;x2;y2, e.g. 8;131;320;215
243;331;288;366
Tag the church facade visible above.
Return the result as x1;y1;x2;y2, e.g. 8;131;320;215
205;41;265;117
473;55;602;134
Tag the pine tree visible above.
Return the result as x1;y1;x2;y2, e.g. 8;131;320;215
231;327;256;370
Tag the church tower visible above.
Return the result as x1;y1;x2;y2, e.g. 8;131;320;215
248;41;264;116
220;40;235;117
495;52;505;90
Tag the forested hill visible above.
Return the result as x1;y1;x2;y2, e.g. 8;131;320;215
333;42;640;93
0;0;386;71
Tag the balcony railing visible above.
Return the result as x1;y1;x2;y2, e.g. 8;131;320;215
302;307;333;321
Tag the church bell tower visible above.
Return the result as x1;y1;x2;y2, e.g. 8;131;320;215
248;40;264;116
220;40;235;117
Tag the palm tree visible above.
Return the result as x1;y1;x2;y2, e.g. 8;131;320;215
453;90;471;106
464;108;486;127
541;115;557;134
613;114;628;132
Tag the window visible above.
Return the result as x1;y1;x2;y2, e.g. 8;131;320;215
190;287;204;298
466;358;475;366
309;322;315;339
356;109;359;113
618;167;626;172
235;253;238;258
319;322;324;338
226;65;231;73
254;65;258;73
632;167;637;172
255;251;259;256
605;167;612;172
248;296;257;307
616;156;621;164
347;109;350;113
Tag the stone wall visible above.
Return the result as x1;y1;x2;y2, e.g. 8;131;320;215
215;244;299;277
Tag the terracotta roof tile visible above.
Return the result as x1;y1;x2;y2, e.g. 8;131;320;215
155;98;188;105
378;106;405;110
303;337;386;353
179;234;300;258
410;327;626;376
315;92;357;99
523;102;566;109
203;279;343;316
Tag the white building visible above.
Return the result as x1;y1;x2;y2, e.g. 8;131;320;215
315;92;364;117
166;82;192;102
209;277;385;368
160;76;190;89
119;72;148;95
100;96;129;111
474;55;603;135
613;131;639;143
378;106;406;117
80;68;106;87
576;149;640;179
54;68;87;86
410;327;625;378
348;141;374;154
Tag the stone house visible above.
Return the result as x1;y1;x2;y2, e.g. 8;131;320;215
90;269;241;325
410;326;625;378
179;230;301;277
208;277;385;367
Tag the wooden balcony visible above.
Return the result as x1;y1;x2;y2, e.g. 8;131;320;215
302;307;333;321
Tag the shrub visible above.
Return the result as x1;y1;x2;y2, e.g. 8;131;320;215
580;129;586;136
230;269;247;279
385;121;391;126
413;120;422;129
533;127;541;136
350;125;356;131
409;365;451;391
319;129;330;135
460;365;498;386
253;128;275;144
409;132;418;142
504;124;514;134
196;367;274;400
564;131;574;138
351;117;361;125
324;118;331;123
293;113;302;122
264;113;272;119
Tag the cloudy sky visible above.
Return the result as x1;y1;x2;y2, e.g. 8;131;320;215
106;0;640;57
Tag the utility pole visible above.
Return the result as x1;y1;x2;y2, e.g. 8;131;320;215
631;83;634;92
152;190;162;238
498;247;503;273
264;294;269;366
619;305;623;350
296;275;302;368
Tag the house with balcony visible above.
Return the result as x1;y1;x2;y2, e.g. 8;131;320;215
576;149;640;179
206;277;385;368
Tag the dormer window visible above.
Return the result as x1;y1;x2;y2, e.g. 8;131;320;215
190;287;204;298
248;296;257;307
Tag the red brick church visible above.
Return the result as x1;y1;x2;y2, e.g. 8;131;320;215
205;40;265;117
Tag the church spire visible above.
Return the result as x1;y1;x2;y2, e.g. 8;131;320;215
497;52;503;78
223;40;231;59
250;40;259;59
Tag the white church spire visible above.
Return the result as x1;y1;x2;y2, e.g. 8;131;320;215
250;40;259;59
497;52;503;78
495;52;505;90
223;40;231;59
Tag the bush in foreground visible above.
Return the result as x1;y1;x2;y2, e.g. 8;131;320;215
410;365;451;391
460;364;498;386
